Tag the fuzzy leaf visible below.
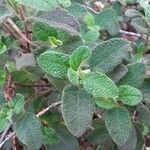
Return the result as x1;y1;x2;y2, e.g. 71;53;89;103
14;112;43;150
36;8;80;35
118;63;145;88
125;9;142;18
61;85;95;137
43;127;60;145
95;8;117;30
0;68;6;86
33;21;58;42
16;0;57;10
96;97;118;109
108;64;128;83
105;107;132;145
137;104;150;126
118;126;137;150
84;13;95;26
69;46;91;71
131;17;150;34
89;38;130;72
67;68;79;85
37;51;70;78
82;73;119;98
66;2;87;19
119;85;142;106
9;93;25;114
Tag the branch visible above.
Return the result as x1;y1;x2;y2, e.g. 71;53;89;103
36;101;61;117
0;132;15;148
119;30;142;38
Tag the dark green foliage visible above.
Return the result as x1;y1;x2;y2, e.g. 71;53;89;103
0;0;150;149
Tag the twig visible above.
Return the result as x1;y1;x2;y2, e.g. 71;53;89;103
36;101;61;117
0;132;15;148
119;30;142;38
0;123;12;144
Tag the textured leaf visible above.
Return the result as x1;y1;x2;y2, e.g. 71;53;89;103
95;8;117;30
88;119;114;149
16;0;57;10
69;46;91;71
47;125;79;150
43;127;60;145
0;5;15;24
61;85;95;137
107;22;120;35
67;68;79;85
9;93;25;114
33;21;58;42
0;108;9;133
0;41;6;55
58;0;71;7
145;5;150;25
131;17;150;34
14;112;43;150
119;85;142;106
105;107;132;145
96;97;118;109
82;73;119;98
89;38;130;72
125;9;142;18
38;51;70;78
118;126;137;150
137;104;150;126
36;8;80;35
118;63;145;88
84;13;95;26
108;64;128;83
0;68;6;86
66;2;87;19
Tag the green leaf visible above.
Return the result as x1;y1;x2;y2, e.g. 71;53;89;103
95;8;117;30
9;93;25;114
82;73;119;98
88;119;114;149
145;5;150;25
0;41;6;55
61;85;95;137
33;21;58;42
118;63;145;88
105;107;132;145
118;126;137;150
0;68;6;86
0;4;15;24
43;127;60;145
47;125;80;150
0;108;9;133
131;17;150;34
15;0;57;10
137;104;150;126
119;85;142;106
69;46;91;71
84;13;95;26
38;51;70;78
82;30;100;43
125;9;142;18
66;2;87;19
67;68;79;85
108;64;128;83
49;36;63;48
36;8;80;35
96;97;118;109
58;0;71;7
89;38;130;72
14;112;43;150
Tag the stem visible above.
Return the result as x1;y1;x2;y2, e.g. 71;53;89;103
119;30;142;38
